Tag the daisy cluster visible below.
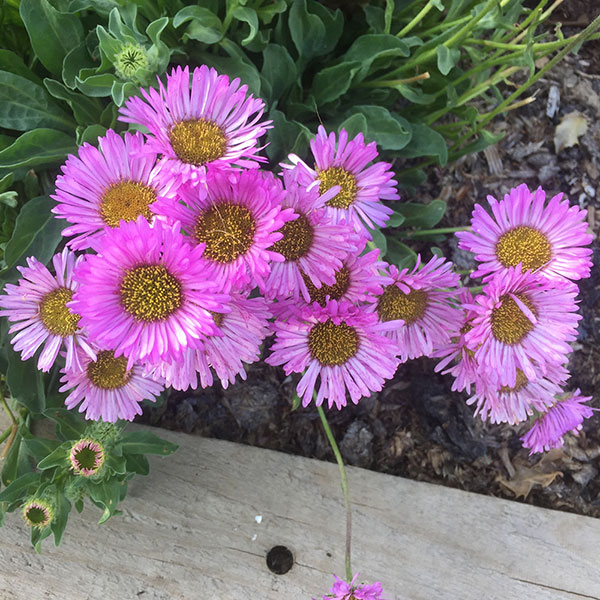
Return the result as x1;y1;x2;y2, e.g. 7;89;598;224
0;65;594;457
435;184;594;453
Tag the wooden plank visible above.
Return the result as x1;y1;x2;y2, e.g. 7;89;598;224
1;427;600;600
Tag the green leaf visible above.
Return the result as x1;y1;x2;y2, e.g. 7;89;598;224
338;113;368;139
0;71;74;133
31;523;53;553
20;0;84;76
125;453;149;476
62;42;95;90
1;432;30;487
261;44;296;104
43;408;86;441
119;431;179;456
0;130;76;176
76;124;107;146
0;173;14;195
370;227;387;257
395;199;447;228
385;237;417;269
3;196;64;271
437;45;461;76
44;79;103;126
88;478;124;524
201;51;261;98
288;0;326;62
0;50;44;86
0;472;40;503
312;61;361;106
397;123;448;166
36;444;70;471
173;6;223;44
51;488;71;546
6;352;46;414
265;109;311;164
343;34;410;82
75;73;117;97
106;454;127;475
291;393;301;411
232;7;258;46
22;438;62;464
352;105;412;150
387;211;405;227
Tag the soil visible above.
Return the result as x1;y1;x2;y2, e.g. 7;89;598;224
138;13;600;517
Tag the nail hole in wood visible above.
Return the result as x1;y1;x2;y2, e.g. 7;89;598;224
266;545;294;574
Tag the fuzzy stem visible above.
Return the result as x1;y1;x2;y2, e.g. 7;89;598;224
317;403;352;582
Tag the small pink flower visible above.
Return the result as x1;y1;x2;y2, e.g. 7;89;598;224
457;183;592;282
323;573;386;600
521;391;594;454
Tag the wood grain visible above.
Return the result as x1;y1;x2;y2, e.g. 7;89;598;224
1;426;599;600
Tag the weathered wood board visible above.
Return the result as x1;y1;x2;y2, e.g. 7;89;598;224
1;426;600;600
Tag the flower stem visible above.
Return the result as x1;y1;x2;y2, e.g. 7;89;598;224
396;0;440;39
317;402;352;583
401;226;471;238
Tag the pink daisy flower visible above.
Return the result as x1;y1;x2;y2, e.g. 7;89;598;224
152;292;271;390
456;183;593;282
263;172;358;301
286;125;399;236
69;438;105;476
266;300;399;409
370;255;461;362
51;130;173;251
119;65;271;190
465;268;581;388
323;573;386;600
71;217;229;367
467;366;569;425
432;289;479;393
60;347;164;422
0;249;95;372
521;390;594;454
152;168;291;291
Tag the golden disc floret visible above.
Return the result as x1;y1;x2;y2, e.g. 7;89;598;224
100;181;156;228
495;226;551;271
169;119;227;165
39;288;80;336
491;293;537;345
87;350;131;390
317;167;358;209
120;265;182;322
308;319;359;366
271;213;314;261
376;286;428;325
303;267;351;306
194;203;256;263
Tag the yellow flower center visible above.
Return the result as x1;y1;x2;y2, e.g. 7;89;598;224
209;310;225;328
169;119;227;165
271;213;314;261
491;293;536;345
194;203;256;263
495;226;551;271
100;181;156;228
39;288;80;336
120;265;182;322
376;286;428;325
302;267;351;306
308;319;359;366
317;167;358;209
87;350;132;390
500;369;529;394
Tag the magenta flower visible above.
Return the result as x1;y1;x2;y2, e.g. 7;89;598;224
287;126;399;236
69;438;105;476
465;268;580;388
152;293;271;391
467;366;569;425
119;65;271;190
71;217;229;367
52;130;172;250
432;289;479;393
323;573;386;600
370;255;461;362
60;347;164;422
152;168;290;291
521;391;594;454
0;249;95;372
456;183;592;282
266;300;399;409
263;172;359;301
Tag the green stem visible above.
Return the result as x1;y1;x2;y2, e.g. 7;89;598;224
0;425;12;445
401;226;471;238
396;0;439;39
0;388;17;459
454;12;600;149
317;403;352;583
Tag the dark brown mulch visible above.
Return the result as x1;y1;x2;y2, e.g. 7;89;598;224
138;30;600;517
